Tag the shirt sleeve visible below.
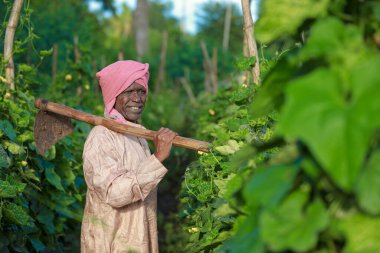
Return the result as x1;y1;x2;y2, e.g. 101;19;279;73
82;127;168;208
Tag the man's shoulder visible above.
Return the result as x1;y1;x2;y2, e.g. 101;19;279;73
86;125;115;140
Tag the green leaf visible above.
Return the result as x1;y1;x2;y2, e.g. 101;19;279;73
29;239;46;252
214;173;236;197
299;17;365;66
0;180;26;198
3;140;24;155
215;140;242;155
0;120;16;140
7;101;30;128
355;150;380;215
249;59;295;118
0;144;12;168
39;48;53;57
36;208;55;234
220;214;264;253
45;165;64;191
18;64;34;73
256;0;329;42
16;131;33;143
234;56;256;71
339;213;380;253
3;202;33;226
277;58;380;190
243;164;299;210
260;191;329;252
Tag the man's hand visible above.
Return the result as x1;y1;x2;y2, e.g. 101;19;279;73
153;127;177;162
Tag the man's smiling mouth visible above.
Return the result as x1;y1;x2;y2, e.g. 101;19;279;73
127;106;143;112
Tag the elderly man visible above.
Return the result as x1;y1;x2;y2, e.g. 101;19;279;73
81;60;177;253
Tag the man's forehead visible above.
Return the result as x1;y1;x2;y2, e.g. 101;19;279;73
126;82;145;90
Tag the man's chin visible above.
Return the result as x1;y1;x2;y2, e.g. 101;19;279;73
125;113;142;123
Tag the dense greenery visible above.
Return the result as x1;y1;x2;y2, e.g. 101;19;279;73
174;0;380;252
1;0;380;252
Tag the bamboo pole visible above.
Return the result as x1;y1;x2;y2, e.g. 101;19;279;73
223;3;232;50
4;0;24;90
241;0;260;84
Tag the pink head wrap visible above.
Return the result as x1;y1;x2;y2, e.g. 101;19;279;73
96;60;149;123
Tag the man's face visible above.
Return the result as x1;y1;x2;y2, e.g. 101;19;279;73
114;82;147;122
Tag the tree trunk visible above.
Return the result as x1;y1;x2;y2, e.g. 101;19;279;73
118;51;124;60
134;0;149;61
4;0;24;90
200;40;218;94
92;59;100;98
241;0;260;84
74;35;81;63
52;43;58;81
223;3;232;51
180;68;197;104
211;48;218;94
155;31;168;94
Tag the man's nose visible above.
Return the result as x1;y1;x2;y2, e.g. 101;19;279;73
130;91;142;102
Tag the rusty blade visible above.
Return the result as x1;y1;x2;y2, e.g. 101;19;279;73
34;110;73;155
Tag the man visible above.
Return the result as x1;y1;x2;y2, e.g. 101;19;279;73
81;60;177;253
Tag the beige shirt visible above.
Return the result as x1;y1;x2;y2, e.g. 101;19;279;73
81;125;167;253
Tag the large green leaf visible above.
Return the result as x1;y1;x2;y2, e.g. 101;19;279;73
260;191;328;252
243;164;298;210
256;0;329;43
355;150;380;215
277;58;380;190
340;213;380;253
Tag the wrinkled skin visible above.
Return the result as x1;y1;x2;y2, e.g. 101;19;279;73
115;83;177;162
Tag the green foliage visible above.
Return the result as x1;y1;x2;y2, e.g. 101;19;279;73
176;0;380;252
256;0;329;42
0;86;86;252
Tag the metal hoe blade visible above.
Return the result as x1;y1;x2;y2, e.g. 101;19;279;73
34;110;73;155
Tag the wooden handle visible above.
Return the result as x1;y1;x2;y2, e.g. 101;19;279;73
34;98;210;153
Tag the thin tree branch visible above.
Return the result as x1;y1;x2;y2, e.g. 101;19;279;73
4;0;24;90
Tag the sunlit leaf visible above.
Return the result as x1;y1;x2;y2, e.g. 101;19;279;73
3;140;24;155
339;213;380;253
215;140;242;155
278;57;380;190
39;48;53;57
256;0;329;42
